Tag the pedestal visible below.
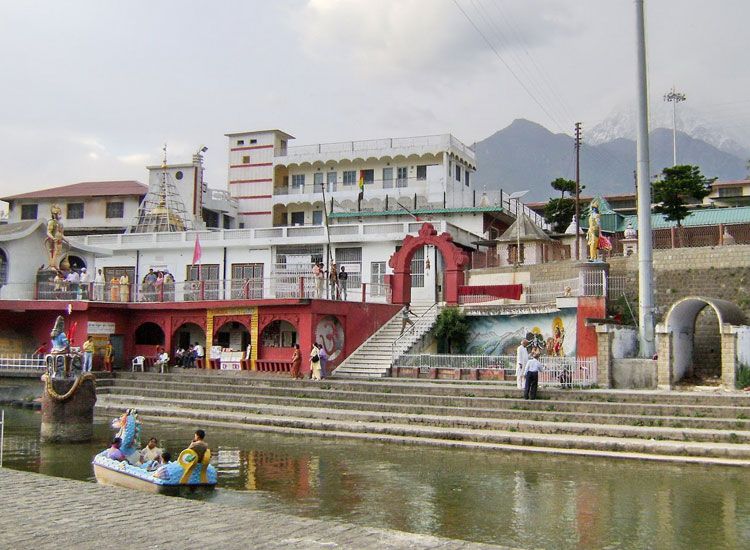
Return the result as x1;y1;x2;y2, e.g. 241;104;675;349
578;261;609;297
40;373;97;443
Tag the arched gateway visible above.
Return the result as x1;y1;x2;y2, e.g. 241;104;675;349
658;296;747;388
388;223;469;306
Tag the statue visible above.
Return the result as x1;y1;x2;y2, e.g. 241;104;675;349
586;202;601;261
45;204;69;269
112;408;143;463
50;315;70;352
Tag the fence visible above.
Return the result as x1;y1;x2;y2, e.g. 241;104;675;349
2;276;392;305
393;354;597;387
525;277;579;303
0;354;46;371
0;409;4;468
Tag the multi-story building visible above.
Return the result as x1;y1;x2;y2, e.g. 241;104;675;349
226;130;477;229
2;180;148;235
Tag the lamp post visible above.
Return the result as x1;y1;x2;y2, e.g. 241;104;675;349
508;190;529;266
664;87;686;166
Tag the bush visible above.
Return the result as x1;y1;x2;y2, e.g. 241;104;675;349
736;364;750;390
434;307;469;354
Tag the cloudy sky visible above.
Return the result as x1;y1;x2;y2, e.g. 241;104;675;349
0;0;748;199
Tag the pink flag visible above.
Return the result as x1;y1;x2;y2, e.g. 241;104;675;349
598;235;613;251
192;235;202;265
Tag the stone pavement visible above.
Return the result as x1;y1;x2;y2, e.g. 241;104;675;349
0;468;506;550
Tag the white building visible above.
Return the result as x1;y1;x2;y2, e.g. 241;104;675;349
2;181;147;235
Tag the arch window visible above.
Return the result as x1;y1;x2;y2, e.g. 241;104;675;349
134;322;165;346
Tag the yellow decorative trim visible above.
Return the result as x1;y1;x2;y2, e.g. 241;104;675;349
42;373;96;402
206;307;257;369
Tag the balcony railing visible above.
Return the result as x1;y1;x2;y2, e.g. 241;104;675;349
0;277;392;305
273;175;439;196
274;134;475;162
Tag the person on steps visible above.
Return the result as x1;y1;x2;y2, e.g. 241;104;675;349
523;349;543;400
516;338;529;391
290;344;302;379
310;343;321;380
400;304;416;335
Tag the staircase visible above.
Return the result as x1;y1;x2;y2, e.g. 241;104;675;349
334;303;438;378
95;373;750;466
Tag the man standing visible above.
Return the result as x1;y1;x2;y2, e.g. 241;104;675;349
103;339;114;372
523;349;543;400
82;335;95;372
329;262;339;300
79;268;90;300
94;268;105;300
194;341;204;367
338;265;348;301
312;262;323;299
66;269;80;300
516;338;529;390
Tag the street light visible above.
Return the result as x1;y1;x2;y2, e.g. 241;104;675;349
664;87;686;166
508;190;529;266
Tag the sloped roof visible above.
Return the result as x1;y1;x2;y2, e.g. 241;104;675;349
2;180;147;201
0;220;44;240
626;206;750;230
496;213;552;243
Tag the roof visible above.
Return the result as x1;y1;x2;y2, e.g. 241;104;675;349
496;213;552;243
0;220;44;240
329;206;507;219
225;129;295;139
626;206;750;230
2;180;147;201
712;179;750;188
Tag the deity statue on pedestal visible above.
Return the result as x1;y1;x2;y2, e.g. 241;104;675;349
586;201;601;261
45;204;69;270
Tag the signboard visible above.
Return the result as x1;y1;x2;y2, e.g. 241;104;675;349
210;346;222;360
87;321;116;335
220;349;243;370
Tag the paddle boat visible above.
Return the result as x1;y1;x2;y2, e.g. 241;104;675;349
92;408;217;495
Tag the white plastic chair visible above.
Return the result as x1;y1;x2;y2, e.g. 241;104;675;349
131;356;145;372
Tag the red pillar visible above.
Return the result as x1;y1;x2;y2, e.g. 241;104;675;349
390;270;412;305
443;269;465;306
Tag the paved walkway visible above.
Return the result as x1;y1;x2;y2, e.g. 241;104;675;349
0;468;505;550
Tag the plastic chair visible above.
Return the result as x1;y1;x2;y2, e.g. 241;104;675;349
131;355;145;372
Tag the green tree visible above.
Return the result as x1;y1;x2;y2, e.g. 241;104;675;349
652;165;715;226
434;307;469;354
543;177;581;234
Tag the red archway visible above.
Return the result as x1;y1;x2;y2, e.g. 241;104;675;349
388;223;469;305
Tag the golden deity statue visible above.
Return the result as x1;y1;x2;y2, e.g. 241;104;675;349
45;204;69;269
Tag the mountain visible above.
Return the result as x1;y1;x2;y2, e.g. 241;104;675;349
473;119;747;202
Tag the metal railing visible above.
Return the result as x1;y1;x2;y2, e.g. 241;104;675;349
3;277;393;305
0;354;46;371
1;409;4;468
273;175;441;196
393;354;597;387
525;277;579;303
391;303;439;362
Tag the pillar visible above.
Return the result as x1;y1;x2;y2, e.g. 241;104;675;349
443;269;465;306
40;373;97;443
595;325;613;388
721;328;737;389
656;326;672;390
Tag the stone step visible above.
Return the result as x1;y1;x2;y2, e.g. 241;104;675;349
94;399;750;462
97;393;750;444
100;376;750;414
97;385;750;431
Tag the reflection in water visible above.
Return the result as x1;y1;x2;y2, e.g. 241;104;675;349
2;407;749;549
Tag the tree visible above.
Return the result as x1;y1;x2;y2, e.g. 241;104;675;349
652;165;714;226
543;177;581;234
434;307;469;354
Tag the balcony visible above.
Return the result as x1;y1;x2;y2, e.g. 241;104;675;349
273;134;475;166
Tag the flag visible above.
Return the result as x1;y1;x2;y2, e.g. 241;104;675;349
358;170;365;203
192;234;202;279
598;235;612;251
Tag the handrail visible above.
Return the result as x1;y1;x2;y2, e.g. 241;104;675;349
391;303;439;363
0;409;4;468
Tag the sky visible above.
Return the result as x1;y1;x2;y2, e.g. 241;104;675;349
0;0;748;200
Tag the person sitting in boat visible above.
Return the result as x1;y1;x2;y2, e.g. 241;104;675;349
106;437;128;463
152;451;172;476
139;437;163;466
188;429;209;462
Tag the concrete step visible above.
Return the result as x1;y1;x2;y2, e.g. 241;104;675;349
95;399;750;463
97;393;750;444
97;384;750;431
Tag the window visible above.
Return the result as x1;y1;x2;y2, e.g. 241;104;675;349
455;165;461;182
361;169;374;184
382;167;393;189
335;247;362;295
312;210;323;225
396;167;408;188
237;139;245;145
313;172;324;192
410;247;425;287
242;155;250;164
106;202;124;219
327;171;337;191
231;262;264;299
465;170;470;187
175;170;184;180
416;165;427;180
278;212;288;226
249;139;257;144
370;261;387;296
718;187;742;198
508;244;525;265
186;264;220;281
67;203;84;219
0;249;7;287
343;170;356;186
290;211;305;226
186;264;220;300
292;174;305;189
20;204;38;220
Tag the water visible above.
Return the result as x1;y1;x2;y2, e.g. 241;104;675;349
2;407;749;549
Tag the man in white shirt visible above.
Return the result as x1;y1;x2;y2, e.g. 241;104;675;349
79;268;90;299
194;342;204;360
94;268;105;300
516;338;529;390
523;350;544;400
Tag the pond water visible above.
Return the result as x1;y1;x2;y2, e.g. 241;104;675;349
2;407;749;549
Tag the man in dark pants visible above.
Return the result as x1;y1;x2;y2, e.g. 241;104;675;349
523;349;543;400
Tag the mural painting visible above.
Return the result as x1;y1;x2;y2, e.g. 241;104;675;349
315;315;345;365
466;311;576;356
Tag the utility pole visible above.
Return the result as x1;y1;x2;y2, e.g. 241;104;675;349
574;122;582;261
664;87;686;166
635;0;655;358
